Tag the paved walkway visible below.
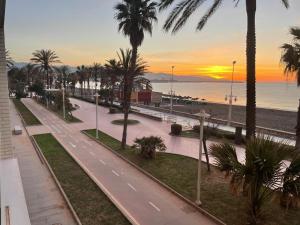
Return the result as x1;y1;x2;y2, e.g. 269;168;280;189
69;97;245;162
22;98;218;225
10;100;77;225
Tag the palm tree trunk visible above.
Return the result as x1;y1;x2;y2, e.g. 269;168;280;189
295;99;300;151
110;83;115;108
245;0;257;140
121;46;138;149
46;69;49;88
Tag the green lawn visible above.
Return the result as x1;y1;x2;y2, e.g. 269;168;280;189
12;99;41;126
33;133;130;225
111;119;140;125
84;129;300;225
35;99;81;123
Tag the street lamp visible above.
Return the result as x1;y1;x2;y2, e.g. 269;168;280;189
62;83;66;119
170;66;175;113
226;61;237;126
94;93;100;139
195;110;210;206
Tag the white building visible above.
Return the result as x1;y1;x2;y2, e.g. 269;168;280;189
0;1;31;224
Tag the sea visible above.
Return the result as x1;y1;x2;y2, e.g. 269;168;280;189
151;82;300;112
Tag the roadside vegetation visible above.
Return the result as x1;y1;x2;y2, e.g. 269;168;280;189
111;119;140;126
84;129;300;225
12;98;41;126
33;133;130;225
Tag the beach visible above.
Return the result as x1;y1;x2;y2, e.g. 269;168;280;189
159;102;297;133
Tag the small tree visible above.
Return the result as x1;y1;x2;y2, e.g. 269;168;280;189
53;91;73;113
133;136;166;159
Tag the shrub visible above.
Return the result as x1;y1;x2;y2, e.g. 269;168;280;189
132;136;166;159
171;123;182;135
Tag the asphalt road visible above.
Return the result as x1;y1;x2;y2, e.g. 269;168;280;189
22;98;218;225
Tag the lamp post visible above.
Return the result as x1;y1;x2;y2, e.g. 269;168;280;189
195;110;210;206
170;66;175;113
62;83;66;119
94;93;100;139
226;61;237;126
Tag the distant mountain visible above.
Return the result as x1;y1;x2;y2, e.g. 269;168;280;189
145;73;231;83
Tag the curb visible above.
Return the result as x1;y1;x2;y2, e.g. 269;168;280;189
47;133;140;225
33;98;82;124
82;130;226;225
31;136;83;225
12;100;82;225
20;98;138;225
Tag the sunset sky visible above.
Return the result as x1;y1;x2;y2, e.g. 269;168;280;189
6;0;300;82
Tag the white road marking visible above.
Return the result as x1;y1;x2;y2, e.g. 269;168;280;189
149;202;161;212
99;159;106;165
112;170;120;177
127;183;137;192
84;140;92;146
89;152;95;156
69;142;76;148
51;125;61;134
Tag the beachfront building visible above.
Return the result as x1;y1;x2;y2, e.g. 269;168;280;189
0;1;31;224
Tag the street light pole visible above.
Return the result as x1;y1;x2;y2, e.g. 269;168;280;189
227;61;236;126
195;110;210;206
94;93;100;139
170;66;175;113
62;84;66;120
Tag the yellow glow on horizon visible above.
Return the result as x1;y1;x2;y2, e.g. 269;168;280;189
198;66;232;75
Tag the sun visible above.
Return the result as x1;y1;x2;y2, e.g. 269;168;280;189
205;66;231;74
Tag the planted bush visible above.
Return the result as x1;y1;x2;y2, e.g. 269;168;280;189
132;136;166;159
171;123;182;135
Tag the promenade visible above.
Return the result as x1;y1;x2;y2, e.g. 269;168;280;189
22;98;218;225
9;100;77;225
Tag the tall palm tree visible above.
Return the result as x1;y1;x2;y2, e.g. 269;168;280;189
210;137;293;224
76;65;87;97
105;59;122;108
118;49;148;148
281;27;300;150
21;63;37;86
55;65;70;88
31;49;61;88
91;63;102;94
6;50;14;69
159;0;290;139
115;0;157;149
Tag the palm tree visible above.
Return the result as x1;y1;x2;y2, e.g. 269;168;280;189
31;49;61;88
92;63;102;94
21;63;37;86
55;65;70;88
281;27;300;150
210;137;293;224
76;65;87;97
115;0;157;149
6;50;14;69
117;49;148;148
105;59;122;108
159;0;290;139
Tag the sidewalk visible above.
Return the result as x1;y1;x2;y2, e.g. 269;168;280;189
22;98;219;225
10;100;77;225
69;97;246;162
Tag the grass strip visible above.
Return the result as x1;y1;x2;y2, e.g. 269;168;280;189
12;99;41;126
34;98;81;123
84;129;300;225
33;133;130;225
111;119;140;125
